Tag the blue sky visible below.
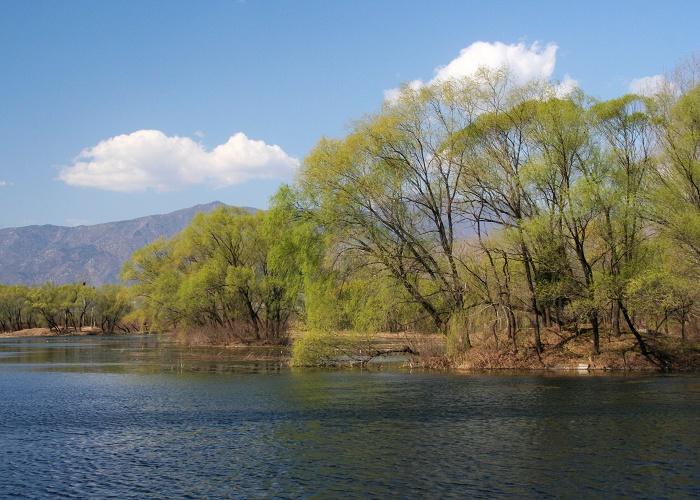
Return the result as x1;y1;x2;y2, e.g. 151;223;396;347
1;0;698;228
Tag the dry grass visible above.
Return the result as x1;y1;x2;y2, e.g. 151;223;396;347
175;323;292;347
454;327;700;372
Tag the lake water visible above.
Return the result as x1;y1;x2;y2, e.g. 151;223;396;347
0;335;698;499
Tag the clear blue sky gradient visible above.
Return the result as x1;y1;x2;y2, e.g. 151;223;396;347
1;0;698;228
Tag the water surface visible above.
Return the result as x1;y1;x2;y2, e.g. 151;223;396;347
1;335;698;498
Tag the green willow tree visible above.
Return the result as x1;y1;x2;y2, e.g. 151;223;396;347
525;94;604;352
649;81;700;257
122;206;301;343
294;61;700;363
0;283;129;334
452;82;549;353
0;285;33;332
298;79;477;335
590;94;655;352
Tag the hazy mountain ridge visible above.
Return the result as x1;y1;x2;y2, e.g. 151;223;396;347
0;201;241;286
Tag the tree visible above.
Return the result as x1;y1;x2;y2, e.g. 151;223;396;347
121;236;182;331
298;78;481;335
451;69;554;353
122;206;301;343
649;83;700;258
96;284;132;334
524;94;607;353
0;285;32;332
30;282;62;332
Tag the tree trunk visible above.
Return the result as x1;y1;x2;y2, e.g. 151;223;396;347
619;300;649;356
612;300;621;337
507;306;518;354
590;309;600;355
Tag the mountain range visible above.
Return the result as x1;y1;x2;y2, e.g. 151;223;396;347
0;201;241;286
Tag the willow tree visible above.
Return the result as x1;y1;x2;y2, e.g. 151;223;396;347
121;236;182;330
122;207;299;343
525;94;605;352
0;285;33;332
649;82;700;258
644;62;700;342
449;69;553;353
298;80;476;334
588;94;656;352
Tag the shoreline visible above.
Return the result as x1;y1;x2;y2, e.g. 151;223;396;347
2;328;699;373
0;327;104;338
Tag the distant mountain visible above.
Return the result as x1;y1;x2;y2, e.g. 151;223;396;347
0;201;249;286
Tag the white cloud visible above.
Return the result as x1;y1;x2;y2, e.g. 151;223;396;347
554;75;580;98
433;41;557;83
385;41;568;101
628;74;669;96
0;181;7;187
383;79;423;105
59;130;298;192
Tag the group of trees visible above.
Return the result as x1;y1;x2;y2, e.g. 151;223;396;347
120;206;320;344
289;61;700;359
119;56;700;365
0;283;132;334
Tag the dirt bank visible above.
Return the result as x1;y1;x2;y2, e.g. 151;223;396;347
451;331;700;372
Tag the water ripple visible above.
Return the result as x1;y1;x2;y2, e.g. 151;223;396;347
0;347;698;498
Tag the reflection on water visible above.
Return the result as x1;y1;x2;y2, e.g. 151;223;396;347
0;335;698;498
0;334;288;374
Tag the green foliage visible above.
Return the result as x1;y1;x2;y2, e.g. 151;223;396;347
0;282;131;334
292;59;700;363
0;285;33;332
290;329;340;366
122;205;311;343
290;329;374;366
96;284;132;333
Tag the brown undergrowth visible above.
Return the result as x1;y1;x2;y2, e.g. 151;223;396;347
366;328;700;372
451;328;700;372
175;324;291;347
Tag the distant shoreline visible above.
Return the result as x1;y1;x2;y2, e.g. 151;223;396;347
0;327;103;338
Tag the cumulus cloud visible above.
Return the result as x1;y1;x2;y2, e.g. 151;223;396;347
385;41;575;101
628;74;669;96
59;130;298;192
433;41;557;83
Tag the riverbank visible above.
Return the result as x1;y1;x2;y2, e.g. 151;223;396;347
381;329;700;372
2;327;699;372
0;327;103;338
450;330;700;372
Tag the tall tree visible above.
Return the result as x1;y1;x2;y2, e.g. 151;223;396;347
299;79;476;333
526;94;604;352
452;70;549;352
